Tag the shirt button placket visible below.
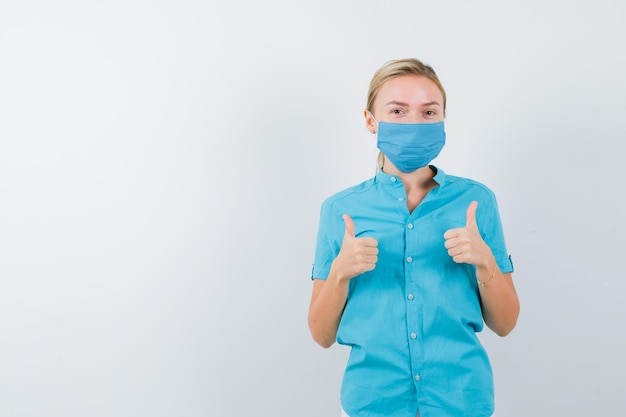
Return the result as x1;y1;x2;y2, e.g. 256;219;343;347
406;222;414;263
406;223;417;346
405;220;421;386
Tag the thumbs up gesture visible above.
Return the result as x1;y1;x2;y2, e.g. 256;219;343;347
329;214;379;282
443;201;493;267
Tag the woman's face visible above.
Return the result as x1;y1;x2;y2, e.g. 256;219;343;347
365;74;444;131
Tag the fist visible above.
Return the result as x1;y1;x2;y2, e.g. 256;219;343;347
330;214;379;281
443;201;492;267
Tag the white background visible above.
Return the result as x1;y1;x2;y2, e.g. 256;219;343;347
1;1;624;416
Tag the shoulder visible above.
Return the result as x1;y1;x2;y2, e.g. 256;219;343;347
448;175;495;195
320;177;376;210
315;178;377;236
437;167;497;200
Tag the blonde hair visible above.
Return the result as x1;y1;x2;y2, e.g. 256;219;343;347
366;58;447;171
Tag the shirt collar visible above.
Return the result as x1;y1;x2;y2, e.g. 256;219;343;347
375;165;448;186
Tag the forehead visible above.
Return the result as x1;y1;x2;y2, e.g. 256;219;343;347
376;74;443;106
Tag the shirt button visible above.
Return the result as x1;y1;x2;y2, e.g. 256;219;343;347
407;294;414;300
391;177;397;182
410;333;417;339
407;223;413;229
414;374;421;381
398;197;405;201
406;257;413;263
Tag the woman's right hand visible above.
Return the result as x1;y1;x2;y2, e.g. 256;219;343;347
329;214;379;282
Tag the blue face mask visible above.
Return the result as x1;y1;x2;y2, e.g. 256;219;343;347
373;116;446;173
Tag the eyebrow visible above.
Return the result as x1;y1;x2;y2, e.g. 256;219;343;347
385;100;441;107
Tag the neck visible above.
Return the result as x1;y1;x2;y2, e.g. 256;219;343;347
382;163;436;188
383;165;437;213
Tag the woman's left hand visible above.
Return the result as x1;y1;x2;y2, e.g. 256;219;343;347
443;201;493;268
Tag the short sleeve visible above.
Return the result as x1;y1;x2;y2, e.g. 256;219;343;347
311;199;343;280
478;191;514;274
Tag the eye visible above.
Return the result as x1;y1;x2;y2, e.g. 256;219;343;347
424;109;437;117
391;108;405;115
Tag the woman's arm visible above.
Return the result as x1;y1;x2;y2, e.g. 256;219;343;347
444;201;520;336
308;214;378;348
475;265;520;336
308;277;350;348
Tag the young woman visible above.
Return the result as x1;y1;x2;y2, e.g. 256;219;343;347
308;58;520;417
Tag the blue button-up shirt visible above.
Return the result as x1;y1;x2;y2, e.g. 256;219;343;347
312;167;514;417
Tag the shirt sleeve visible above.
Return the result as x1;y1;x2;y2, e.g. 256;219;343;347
478;190;514;274
311;199;342;280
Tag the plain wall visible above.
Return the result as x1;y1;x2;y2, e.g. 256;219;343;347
1;1;624;416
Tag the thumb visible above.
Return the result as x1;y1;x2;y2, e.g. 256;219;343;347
466;201;478;227
342;214;355;239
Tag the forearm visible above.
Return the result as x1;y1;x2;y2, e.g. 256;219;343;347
477;262;520;336
307;274;350;348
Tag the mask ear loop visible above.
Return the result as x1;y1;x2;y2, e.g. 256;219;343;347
368;111;386;171
368;111;378;134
